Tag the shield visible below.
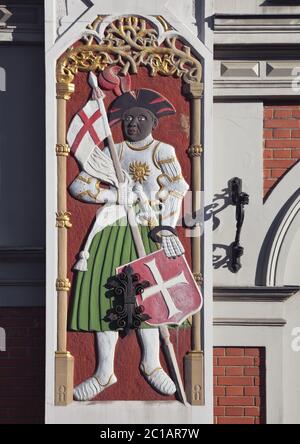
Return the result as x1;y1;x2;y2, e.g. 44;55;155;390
117;249;203;326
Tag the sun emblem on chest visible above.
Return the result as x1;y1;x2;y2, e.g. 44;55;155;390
129;161;151;183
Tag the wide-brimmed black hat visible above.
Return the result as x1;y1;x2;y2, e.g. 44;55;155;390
108;89;176;126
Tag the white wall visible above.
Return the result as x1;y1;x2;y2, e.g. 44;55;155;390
213;101;264;286
283;292;300;424
214;289;300;424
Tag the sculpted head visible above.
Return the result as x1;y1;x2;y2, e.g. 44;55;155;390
122;107;158;142
108;89;176;142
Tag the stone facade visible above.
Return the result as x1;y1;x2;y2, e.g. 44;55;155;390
0;0;299;424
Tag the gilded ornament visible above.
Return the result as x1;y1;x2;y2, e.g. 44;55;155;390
129;161;151;183
183;82;204;99
56;82;75;100
126;139;154;151
56;144;70;157
193;272;203;285
56;16;202;87
155;15;173;32
188;144;203;158
56;211;72;229
157;157;176;166
56;278;71;292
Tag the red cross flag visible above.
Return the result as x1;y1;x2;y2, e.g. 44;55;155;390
117;250;203;327
67;98;111;167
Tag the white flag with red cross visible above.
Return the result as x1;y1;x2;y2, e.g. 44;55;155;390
117;249;203;327
67;99;111;167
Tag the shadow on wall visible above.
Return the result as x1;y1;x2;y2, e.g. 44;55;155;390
208;187;231;231
213;243;232;270
194;0;213;41
205;183;233;271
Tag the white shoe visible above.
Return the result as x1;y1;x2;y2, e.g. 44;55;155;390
140;363;176;396
73;374;117;401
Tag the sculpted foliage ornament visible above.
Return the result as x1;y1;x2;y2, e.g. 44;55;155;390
56;211;72;229
57;16;202;86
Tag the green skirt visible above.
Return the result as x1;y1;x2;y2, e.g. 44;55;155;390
69;218;159;332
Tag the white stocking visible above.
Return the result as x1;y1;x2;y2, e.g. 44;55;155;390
137;328;176;396
138;328;160;372
95;331;118;379
74;331;118;401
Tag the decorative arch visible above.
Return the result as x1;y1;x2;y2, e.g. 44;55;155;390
265;192;300;286
256;161;300;286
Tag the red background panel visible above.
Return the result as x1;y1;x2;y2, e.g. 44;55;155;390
66;66;192;401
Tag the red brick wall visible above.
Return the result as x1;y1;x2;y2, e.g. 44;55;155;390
0;308;45;424
264;105;300;198
214;347;266;424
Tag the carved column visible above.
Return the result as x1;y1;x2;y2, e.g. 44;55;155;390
55;82;74;406
183;81;204;405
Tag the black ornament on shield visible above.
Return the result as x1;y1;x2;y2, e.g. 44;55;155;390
104;265;151;334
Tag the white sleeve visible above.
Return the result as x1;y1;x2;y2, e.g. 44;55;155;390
69;171;117;204
156;144;189;228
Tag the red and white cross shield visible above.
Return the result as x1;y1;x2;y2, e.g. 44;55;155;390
117;250;203;327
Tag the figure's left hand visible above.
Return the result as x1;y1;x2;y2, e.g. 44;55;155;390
161;230;185;258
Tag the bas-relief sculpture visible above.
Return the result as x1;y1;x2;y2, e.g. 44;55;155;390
55;15;204;405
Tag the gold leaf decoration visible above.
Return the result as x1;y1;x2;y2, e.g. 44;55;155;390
56;16;202;87
129;161;151;183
